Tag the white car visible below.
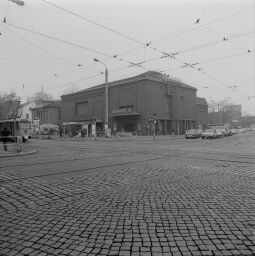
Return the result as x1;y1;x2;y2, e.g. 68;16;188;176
215;129;225;138
202;129;217;139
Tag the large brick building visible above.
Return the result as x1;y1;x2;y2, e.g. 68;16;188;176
62;71;207;135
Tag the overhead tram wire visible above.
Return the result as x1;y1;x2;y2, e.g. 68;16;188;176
0;0;10;35
197;27;254;52
126;30;254;69
4;21;156;71
151;6;254;45
6;19;252;101
5;22;114;59
3;22;151;81
159;51;253;74
198;0;212;21
38;1;254;71
6;19;253;70
177;30;255;54
38;0;254;93
6;21;251;102
3;26;78;67
5;4;253;103
39;0;253;62
40;0;145;47
198;51;253;65
24;66;89;90
48;73;104;93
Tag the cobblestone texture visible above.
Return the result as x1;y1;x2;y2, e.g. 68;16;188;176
0;134;255;255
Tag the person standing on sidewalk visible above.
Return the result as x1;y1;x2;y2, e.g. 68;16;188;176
171;128;175;137
1;126;11;151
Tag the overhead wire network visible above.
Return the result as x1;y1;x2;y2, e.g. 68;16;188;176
37;0;254;101
4;14;251;99
1;0;254;109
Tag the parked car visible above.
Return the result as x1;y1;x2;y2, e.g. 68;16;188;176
230;128;238;135
215;129;225;138
224;128;232;136
202;129;217;139
185;129;202;139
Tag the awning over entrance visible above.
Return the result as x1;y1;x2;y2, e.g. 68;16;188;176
109;112;140;117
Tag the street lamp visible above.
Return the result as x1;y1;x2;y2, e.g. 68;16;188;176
10;0;25;6
93;58;109;136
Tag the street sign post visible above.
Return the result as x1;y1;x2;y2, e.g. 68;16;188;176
152;114;157;140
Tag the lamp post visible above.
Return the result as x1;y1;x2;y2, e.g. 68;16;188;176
93;58;108;136
10;0;25;6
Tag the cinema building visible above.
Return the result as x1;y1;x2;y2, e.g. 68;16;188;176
61;71;207;135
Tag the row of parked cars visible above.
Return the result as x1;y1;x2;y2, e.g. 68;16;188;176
185;127;242;139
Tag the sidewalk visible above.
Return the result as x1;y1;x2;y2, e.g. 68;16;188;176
35;134;185;141
0;143;36;158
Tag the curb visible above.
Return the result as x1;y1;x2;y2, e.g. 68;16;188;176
48;135;185;142
0;150;37;158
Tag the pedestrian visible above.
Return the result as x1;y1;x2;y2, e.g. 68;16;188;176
59;125;63;138
1;126;11;151
171;128;175;137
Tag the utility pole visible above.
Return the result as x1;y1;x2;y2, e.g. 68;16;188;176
93;58;109;137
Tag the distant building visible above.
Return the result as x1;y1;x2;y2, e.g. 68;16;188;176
18;101;36;122
209;104;242;126
196;97;208;130
62;71;202;135
223;105;242;122
31;101;61;125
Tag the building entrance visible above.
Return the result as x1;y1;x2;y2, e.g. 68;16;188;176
123;122;135;132
112;115;139;133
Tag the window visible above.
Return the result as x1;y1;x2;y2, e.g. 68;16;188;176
167;103;171;112
119;87;135;107
26;113;29;119
58;110;61;121
75;101;88;116
166;85;172;95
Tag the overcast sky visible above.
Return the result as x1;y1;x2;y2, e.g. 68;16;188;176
0;0;254;115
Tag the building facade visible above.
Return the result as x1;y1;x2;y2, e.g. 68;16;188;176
62;71;202;135
209;104;242;126
223;105;242;122
31;101;61;125
18;102;36;122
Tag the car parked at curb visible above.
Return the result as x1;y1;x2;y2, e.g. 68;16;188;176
215;129;225;138
202;129;217;139
185;129;202;139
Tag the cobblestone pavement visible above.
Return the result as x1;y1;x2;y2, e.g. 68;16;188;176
0;133;255;255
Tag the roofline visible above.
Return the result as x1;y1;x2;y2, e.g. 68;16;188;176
62;72;197;97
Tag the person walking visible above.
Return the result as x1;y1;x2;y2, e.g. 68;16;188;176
59;125;63;138
1;126;11;151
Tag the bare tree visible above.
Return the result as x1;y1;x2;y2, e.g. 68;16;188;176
208;100;218;113
0;92;21;120
32;91;54;105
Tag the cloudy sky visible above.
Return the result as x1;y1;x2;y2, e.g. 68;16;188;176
0;0;254;115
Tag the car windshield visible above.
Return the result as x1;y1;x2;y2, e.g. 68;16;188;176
204;129;213;132
186;129;196;133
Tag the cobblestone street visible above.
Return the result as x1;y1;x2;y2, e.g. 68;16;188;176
1;133;255;256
